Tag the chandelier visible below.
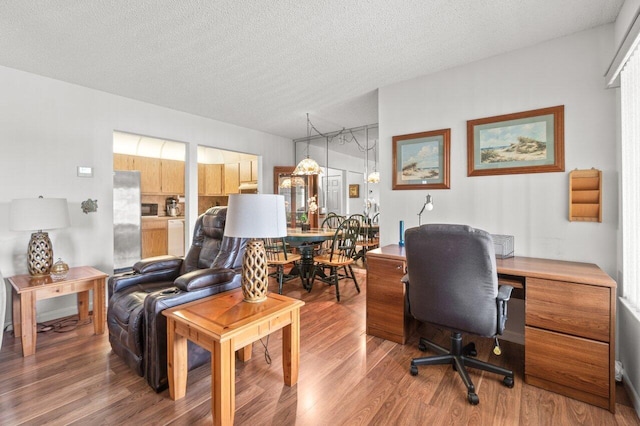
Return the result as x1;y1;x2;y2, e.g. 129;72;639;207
293;113;322;176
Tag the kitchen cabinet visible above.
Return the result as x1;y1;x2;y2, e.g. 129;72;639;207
240;160;257;182
142;218;168;258
224;163;240;194
113;154;184;195
199;163;224;195
161;159;185;194
135;156;162;194
114;153;134;171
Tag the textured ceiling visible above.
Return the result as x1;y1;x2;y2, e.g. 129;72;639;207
0;1;623;140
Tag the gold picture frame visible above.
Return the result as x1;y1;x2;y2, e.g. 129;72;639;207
349;184;360;198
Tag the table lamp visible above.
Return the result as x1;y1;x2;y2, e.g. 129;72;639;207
10;197;70;276
224;194;287;303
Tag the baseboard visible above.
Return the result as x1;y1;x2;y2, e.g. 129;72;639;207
624;367;640;419
5;305;82;332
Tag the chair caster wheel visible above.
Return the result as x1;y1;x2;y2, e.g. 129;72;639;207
503;376;514;388
410;365;419;376
418;343;427;352
468;392;479;405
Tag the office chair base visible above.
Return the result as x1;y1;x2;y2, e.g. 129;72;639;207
410;332;514;405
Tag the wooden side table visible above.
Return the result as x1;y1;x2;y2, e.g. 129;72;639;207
164;289;304;426
8;266;108;356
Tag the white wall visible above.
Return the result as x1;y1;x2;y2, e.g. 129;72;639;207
0;65;293;328
378;25;618;279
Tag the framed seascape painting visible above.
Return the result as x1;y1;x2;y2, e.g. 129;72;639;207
467;105;564;177
392;128;451;190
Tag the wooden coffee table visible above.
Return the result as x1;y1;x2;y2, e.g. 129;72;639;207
163;289;304;426
8;266;108;356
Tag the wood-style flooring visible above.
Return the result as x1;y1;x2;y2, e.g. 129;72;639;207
1;267;639;425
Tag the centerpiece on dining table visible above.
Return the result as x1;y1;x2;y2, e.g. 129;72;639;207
301;195;318;231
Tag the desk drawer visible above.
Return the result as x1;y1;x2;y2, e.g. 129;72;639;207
526;326;610;405
526;278;610;342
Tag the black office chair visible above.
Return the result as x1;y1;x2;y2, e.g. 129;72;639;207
404;224;514;405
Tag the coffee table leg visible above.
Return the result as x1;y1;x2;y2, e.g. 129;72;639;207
167;318;188;400
282;308;300;386
213;339;235;426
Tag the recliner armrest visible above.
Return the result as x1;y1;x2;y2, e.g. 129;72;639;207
108;256;184;297
134;255;183;274
497;284;514;335
174;268;237;292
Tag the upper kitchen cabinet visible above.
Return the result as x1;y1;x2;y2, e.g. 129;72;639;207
198;163;223;196
114;153;134;171
161;159;185;195
240;159;258;183
135;156;162;193
224;163;240;194
113;153;184;195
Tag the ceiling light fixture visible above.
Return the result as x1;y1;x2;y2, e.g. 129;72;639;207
293;113;322;176
367;140;380;183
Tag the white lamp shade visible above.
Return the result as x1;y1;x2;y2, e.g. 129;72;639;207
224;194;287;238
10;198;70;231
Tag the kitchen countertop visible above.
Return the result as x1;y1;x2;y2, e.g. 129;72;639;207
142;216;185;220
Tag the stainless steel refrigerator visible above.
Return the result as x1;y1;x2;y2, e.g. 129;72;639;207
113;171;142;273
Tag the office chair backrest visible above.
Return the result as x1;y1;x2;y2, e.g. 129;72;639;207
405;224;499;337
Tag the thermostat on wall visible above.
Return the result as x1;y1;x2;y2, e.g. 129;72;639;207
77;166;93;177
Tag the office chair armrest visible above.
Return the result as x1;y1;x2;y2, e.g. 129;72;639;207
497;285;513;302
401;274;412;316
497;285;514;335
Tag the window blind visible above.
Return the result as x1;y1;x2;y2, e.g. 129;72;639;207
621;44;640;312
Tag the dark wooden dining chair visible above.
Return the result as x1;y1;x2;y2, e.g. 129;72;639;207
321;212;345;229
265;237;302;294
310;218;361;301
349;214;379;265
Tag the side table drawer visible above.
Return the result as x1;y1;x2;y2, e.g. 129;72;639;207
526;278;610;342
525;326;610;408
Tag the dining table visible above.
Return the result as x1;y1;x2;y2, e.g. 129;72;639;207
285;228;337;290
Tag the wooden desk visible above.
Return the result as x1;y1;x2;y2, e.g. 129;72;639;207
366;244;617;413
164;289;304;426
8;266;108;357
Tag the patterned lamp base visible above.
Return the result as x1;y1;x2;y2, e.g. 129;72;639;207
241;239;269;303
28;231;54;276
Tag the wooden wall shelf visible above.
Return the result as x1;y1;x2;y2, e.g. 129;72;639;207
569;169;602;222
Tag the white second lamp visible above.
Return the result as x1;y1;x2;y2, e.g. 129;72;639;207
10;197;70;276
224;194;287;303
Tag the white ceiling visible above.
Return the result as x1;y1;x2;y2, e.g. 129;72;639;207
0;1;623;140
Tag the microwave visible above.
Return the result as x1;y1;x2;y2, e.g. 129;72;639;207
141;203;158;216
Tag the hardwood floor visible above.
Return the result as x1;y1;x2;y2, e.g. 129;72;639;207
1;267;639;425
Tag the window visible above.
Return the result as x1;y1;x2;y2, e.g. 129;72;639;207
621;44;640;312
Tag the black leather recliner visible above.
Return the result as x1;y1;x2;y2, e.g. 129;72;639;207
107;206;247;392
